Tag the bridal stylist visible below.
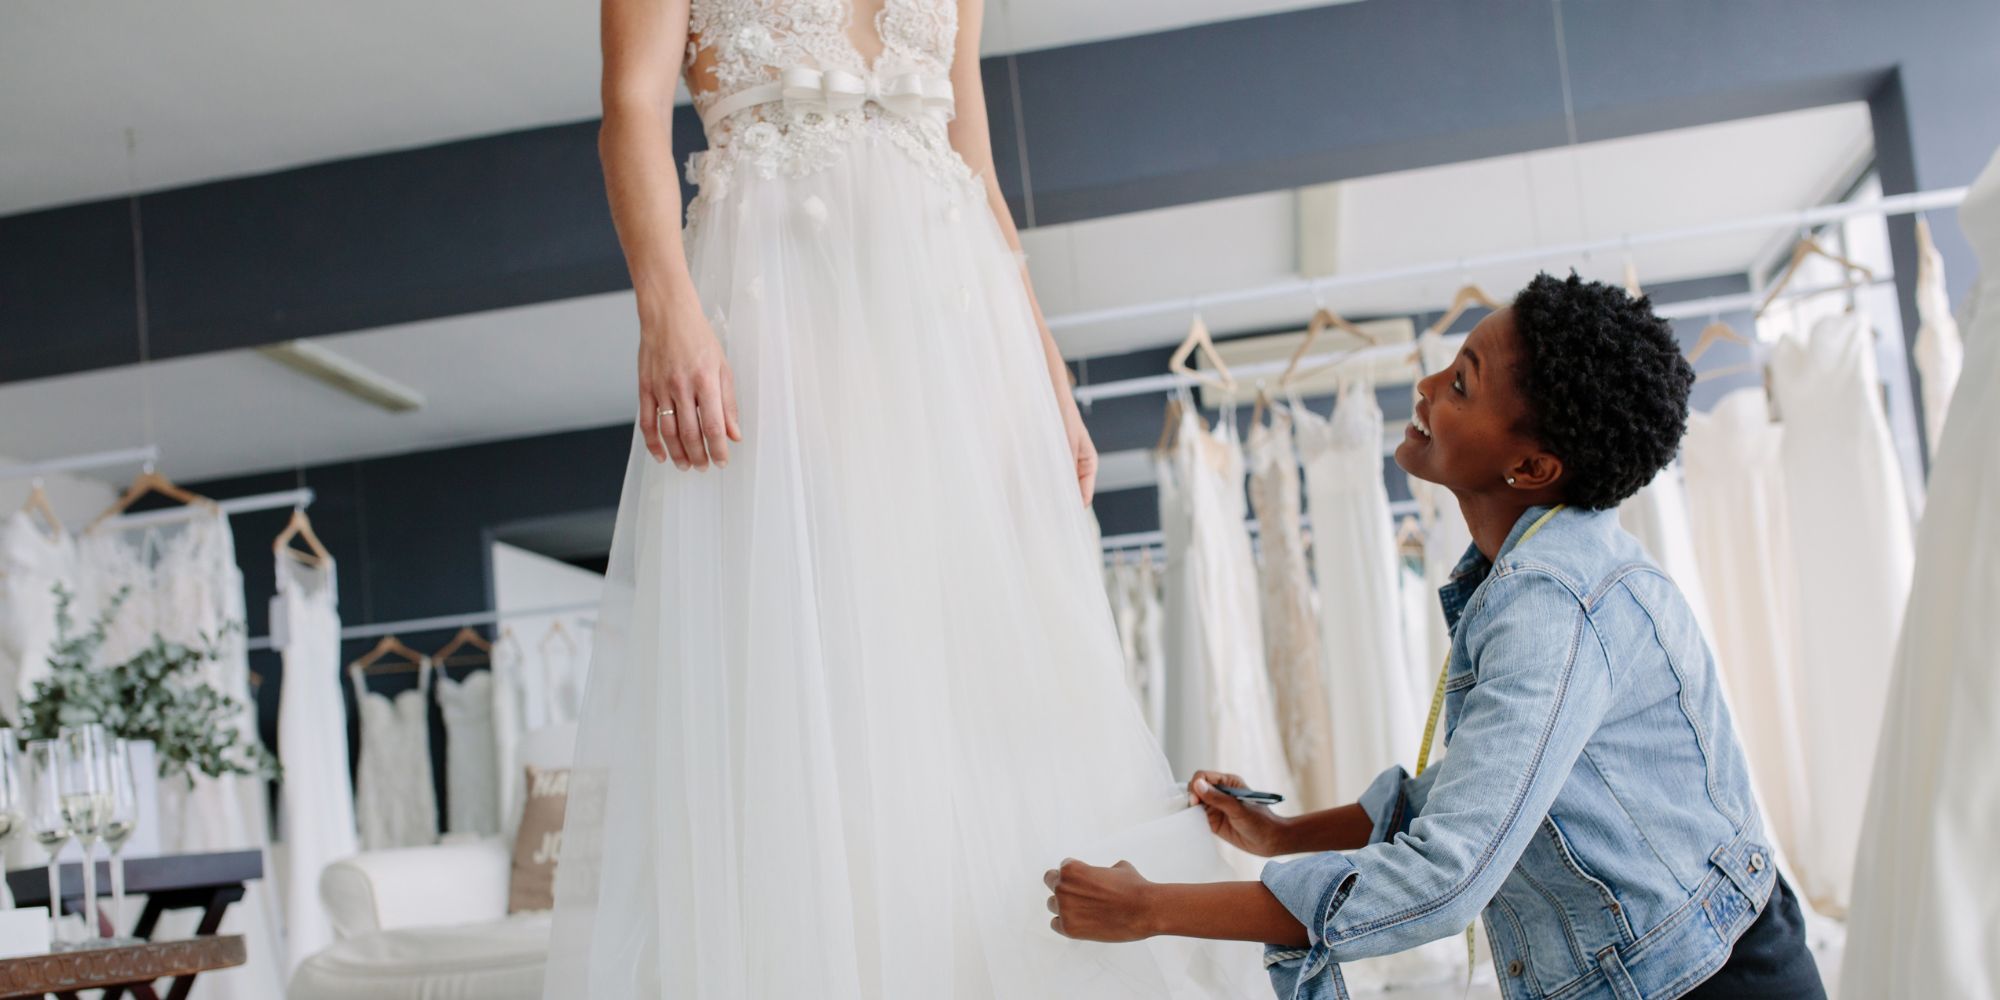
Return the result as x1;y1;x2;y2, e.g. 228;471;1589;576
1047;274;1825;1000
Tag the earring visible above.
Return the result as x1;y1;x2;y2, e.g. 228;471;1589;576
1506;477;1517;486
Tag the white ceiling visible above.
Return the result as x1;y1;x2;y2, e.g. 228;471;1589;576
0;102;1872;485
0;0;1354;216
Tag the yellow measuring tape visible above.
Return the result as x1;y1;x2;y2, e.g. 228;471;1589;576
1411;504;1564;979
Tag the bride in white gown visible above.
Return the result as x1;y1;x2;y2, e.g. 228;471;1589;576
544;1;1261;997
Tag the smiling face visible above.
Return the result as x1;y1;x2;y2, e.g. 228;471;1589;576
1395;307;1564;497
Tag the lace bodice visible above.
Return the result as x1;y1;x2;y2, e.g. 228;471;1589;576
680;0;974;207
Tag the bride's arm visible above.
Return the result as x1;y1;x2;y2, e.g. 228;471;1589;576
601;0;741;470
947;0;1099;505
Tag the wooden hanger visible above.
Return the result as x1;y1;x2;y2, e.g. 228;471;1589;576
541;619;579;656
433;626;493;671
1425;284;1504;337
1249;383;1274;430
87;469;216;533
1754;236;1873;319
1623;258;1644;299
272;507;331;567
1166;314;1237;395
1280;307;1380;388
1395;516;1426;559
1685;320;1750;364
19;481;63;538
349;635;430;676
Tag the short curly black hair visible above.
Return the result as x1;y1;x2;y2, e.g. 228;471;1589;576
1508;272;1694;510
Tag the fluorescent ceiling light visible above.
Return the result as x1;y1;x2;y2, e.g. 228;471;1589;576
257;339;426;413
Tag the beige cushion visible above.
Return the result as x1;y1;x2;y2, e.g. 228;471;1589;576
508;765;569;913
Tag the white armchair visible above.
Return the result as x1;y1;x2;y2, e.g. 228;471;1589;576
287;724;575;1000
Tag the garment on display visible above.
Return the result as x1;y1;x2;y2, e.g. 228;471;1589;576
1616;463;1721;656
78;506;286;999
1156;403;1299;878
543;1;1267;992
435;628;502;836
1293;382;1419;800
271;545;356;974
0;508;78;726
491;629;538;826
348;637;440;851
1245;404;1338;812
1103;557;1167;735
1766;311;1916;916
1841;147;2000;999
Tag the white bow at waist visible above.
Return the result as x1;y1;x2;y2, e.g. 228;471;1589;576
698;66;955;132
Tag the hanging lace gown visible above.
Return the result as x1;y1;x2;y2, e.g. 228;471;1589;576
0;510;76;726
1104;562;1148;715
1294;382;1418;796
1294;382;1457;991
1154;408;1298;879
537;626;584;726
76;512;284;1000
350;659;438;850
1130;559;1168;738
272;553;357;974
1766;312;1916;916
543;3;1265;994
436;666;500;835
1245;407;1338;811
1841;150;2000;998
490;631;533;828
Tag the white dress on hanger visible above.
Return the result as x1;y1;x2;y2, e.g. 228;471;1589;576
435;666;500;835
490;631;536;827
1156;407;1299;878
77;512;285;1000
1246;407;1339;810
0;510;76;725
1130;560;1168;738
1104;562;1148;713
1294;382;1418;796
1913;221;1964;458
272;553;357;974
537;626;584;726
1682;390;1820;907
542;2;1264;994
1841;149;2000;999
1766;312;1915;915
350;659;438;850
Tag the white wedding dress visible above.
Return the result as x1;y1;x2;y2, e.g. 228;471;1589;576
436;666;500;835
272;553;358;973
0;509;76;726
350;659;438;850
1840;149;2000;998
543;3;1262;995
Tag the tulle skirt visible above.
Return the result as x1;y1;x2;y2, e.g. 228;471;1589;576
543;124;1263;998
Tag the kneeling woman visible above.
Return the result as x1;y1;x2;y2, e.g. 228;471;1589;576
1048;274;1825;1000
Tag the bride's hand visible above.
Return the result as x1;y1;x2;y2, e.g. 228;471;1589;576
638;303;742;470
1044;859;1156;942
1065;410;1099;506
1188;771;1292;857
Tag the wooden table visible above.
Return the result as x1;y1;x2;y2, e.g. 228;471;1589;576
0;936;245;999
5;851;262;1000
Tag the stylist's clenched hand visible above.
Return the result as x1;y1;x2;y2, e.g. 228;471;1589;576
638;301;742;470
1188;771;1292;858
1044;858;1156;942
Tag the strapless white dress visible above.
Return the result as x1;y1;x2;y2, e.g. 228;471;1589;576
542;2;1262;997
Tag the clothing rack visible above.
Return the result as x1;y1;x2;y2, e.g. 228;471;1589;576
1100;497;1420;555
1048;186;1967;335
103;487;316;532
1073;275;1896;407
0;445;161;482
245;599;600;652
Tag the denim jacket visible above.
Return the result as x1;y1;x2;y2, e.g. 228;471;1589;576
1260;505;1775;1000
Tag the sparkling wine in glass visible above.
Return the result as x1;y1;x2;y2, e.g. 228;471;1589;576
25;739;72;947
102;739;141;943
0;730;21;909
58;726;110;945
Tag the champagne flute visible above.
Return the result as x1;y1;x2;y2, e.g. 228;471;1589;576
101;738;141;944
0;730;20;909
24;740;71;947
57;726;109;945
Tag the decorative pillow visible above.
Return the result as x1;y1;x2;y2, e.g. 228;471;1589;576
508;765;569;913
